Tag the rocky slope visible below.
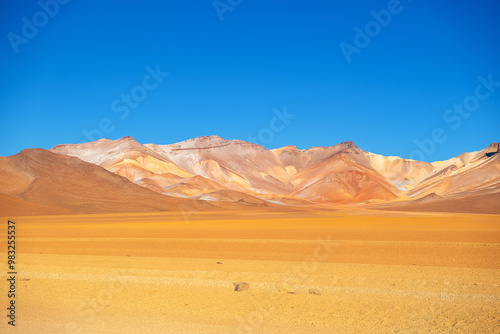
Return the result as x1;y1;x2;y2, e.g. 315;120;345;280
0;148;213;215
49;136;500;208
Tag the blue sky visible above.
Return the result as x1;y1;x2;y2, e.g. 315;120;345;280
1;0;499;162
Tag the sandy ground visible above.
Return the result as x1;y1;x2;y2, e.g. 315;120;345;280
1;209;499;333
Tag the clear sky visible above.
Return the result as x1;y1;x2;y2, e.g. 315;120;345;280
1;0;499;162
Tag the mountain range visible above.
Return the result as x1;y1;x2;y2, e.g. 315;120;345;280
1;135;499;215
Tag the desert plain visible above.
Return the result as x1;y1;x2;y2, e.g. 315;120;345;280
1;208;499;333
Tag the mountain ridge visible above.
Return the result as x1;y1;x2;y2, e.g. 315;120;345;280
1;136;498;215
49;136;500;205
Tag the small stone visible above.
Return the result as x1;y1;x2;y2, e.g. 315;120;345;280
233;282;250;292
276;281;296;294
217;262;222;264
308;289;321;295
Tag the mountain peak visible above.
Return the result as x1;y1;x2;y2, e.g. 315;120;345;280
487;142;499;150
118;135;135;141
339;141;358;149
168;135;251;150
112;136;145;147
194;135;227;143
7;137;500;213
485;142;500;157
275;145;301;152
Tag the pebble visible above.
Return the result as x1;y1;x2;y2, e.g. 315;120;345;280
233;282;250;292
276;281;296;294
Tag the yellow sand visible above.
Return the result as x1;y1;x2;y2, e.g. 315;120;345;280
1;209;499;333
